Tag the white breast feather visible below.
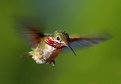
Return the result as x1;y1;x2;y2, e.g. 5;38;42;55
43;44;56;59
29;44;56;64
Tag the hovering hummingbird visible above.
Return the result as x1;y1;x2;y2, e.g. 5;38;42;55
21;25;109;66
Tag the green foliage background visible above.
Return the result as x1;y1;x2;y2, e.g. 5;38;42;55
0;0;121;84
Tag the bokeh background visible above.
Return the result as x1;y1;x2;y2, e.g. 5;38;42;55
0;0;121;84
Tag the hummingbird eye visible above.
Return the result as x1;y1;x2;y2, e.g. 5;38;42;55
56;37;60;41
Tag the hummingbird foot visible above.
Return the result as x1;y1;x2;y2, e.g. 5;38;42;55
49;60;55;66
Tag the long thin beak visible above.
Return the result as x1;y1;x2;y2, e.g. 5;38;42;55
64;42;76;56
68;45;76;56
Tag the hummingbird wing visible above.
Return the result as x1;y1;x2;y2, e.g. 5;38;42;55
63;35;110;51
21;25;45;48
14;16;47;48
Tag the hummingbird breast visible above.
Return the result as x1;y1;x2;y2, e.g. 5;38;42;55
30;41;60;64
46;48;61;62
30;36;63;64
42;43;61;63
43;44;56;59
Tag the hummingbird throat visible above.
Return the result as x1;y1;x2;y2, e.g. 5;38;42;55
46;37;76;56
46;37;64;49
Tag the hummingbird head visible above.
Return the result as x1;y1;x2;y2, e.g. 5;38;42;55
46;30;76;55
53;30;76;56
53;30;69;46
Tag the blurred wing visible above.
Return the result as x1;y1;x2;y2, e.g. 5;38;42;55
63;35;109;50
21;25;45;47
14;16;46;48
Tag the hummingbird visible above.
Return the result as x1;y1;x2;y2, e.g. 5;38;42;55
21;25;109;66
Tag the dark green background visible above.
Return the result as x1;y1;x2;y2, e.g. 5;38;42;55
0;0;121;84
